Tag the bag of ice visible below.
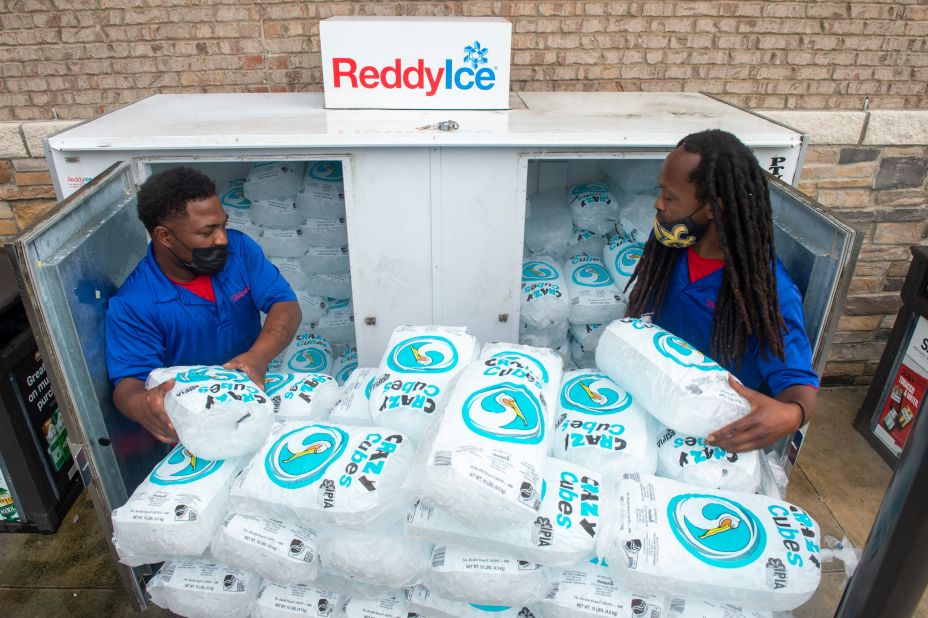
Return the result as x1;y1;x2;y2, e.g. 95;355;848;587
568;183;620;236
603;228;645;297
520;257;571;330
317;525;432;589
112;444;243;566
595;318;750;437
210;512;319;584
553;369;657;477
163;366;274;459
250;197;306;229
297;161;346;218
410;345;561;527
329;367;376;423
563;254;626;325
665;596;774;618
278;332;334;375
424;545;549;607
524;188;573;258
655;425;761;493
542;559;666;618
596;475;821;611
244;161;305;201
302;217;349;247
265;372;340;420
147;558;260;618
230;421;412;529
300;245;351;274
369;325;479;444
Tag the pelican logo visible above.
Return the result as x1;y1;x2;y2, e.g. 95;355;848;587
653;332;722;372
335;362;358;384
462;382;544;444
176;366;248;384
522;260;558;282
560;373;632;416
264;372;296;396
386;336;458;373
571;262;614;288
265;425;348;489
327;297;351;311
149;444;223;486
309;161;343;182
220;183;251;210
614;243;645;277
570;183;613;209
667;494;767;568
287;347;330;373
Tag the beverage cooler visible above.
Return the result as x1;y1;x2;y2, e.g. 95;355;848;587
6;91;858;608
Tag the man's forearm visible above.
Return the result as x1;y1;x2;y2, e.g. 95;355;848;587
248;300;302;364
113;377;149;421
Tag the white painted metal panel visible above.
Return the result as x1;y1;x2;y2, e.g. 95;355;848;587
347;148;433;365
436;148;521;344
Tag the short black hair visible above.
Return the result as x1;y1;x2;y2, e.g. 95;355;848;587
137;166;216;232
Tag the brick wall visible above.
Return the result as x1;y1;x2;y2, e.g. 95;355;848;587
2;1;928;121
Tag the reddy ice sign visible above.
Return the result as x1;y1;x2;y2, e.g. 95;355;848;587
320;17;512;110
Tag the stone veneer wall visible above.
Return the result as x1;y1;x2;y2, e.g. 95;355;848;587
1;109;927;385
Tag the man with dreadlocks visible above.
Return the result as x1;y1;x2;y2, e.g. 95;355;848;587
626;129;818;453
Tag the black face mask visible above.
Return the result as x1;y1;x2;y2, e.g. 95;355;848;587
165;229;228;276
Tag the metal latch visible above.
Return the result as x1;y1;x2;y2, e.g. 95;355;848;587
417;120;460;131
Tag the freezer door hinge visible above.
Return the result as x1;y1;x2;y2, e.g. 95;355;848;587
417;120;460;132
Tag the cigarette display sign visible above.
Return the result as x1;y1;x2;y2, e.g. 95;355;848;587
320;17;512;110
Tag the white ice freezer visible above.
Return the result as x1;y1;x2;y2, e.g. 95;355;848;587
7;92;858;609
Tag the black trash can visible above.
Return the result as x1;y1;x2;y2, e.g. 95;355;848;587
0;247;83;532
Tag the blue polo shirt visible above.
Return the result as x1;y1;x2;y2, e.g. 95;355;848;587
105;229;296;385
654;250;819;395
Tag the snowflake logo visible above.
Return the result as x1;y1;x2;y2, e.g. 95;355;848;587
463;40;489;69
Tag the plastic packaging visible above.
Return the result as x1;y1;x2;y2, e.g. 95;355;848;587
655;426;761;493
404;584;540;618
567;183;620;235
250;197;305;229
230;421;412;529
563;254;626;325
265;372;340;420
596;318;750;437
111;444;243;566
424;545;548;607
162;366;275;459
603;229;645;297
220;178;252;214
317;525;432;590
278;332;334;375
210;512;319;584
338;594;409;618
300;245;351;275
369;325;479;444
330;367;376;423
318;313;356;348
543;561;667;618
568;323;605;350
524;188;574;258
295;292;329;324
665;597;773;618
410;344;561;527
147;559;261;618
565;226;608;262
306;273;353;299
407;456;603;567
253;583;341;618
303;217;349;247
244;161;306;201
553;369;657;477
520;257;571;330
297;161;346;218
596;475;821;611
269;256;309;292
603;160;661;196
570;337;597;368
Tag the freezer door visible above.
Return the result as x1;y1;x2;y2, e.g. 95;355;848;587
768;174;861;470
6;162;161;609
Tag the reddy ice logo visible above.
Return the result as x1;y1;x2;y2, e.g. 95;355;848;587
332;40;498;97
614;243;645;277
387;336;458;373
572;262;614;288
149;445;222;486
308;161;343;183
560;373;632;415
522;260;558;282
265;425;348;489
653;332;722;372
667;494;766;569
462;382;544;444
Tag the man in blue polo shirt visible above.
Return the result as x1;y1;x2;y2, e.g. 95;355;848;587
105;167;301;443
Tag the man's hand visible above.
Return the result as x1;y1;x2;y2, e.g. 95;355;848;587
224;352;268;390
706;375;803;453
111;377;179;444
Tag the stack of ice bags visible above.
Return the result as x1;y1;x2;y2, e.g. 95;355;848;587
147;558;261;618
596;474;821;611
369;325;479;444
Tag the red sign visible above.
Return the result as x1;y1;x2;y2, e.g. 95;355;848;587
877;361;927;452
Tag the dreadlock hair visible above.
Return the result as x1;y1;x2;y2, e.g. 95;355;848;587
625;129;786;368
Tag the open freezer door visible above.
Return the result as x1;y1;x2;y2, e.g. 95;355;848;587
768;174;862;472
6;162;164;610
